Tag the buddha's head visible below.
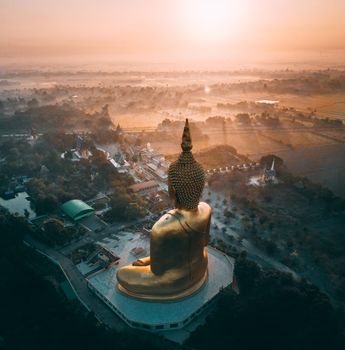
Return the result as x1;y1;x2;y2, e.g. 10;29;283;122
168;119;205;210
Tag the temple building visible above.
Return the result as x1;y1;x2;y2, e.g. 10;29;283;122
61;134;92;161
61;199;95;221
263;158;276;183
75;135;92;160
109;152;130;173
115;123;123;135
114;123;124;142
27;127;38;144
139;143;170;182
129;180;159;196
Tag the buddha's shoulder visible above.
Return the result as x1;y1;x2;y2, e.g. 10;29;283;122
151;210;179;234
152;204;212;234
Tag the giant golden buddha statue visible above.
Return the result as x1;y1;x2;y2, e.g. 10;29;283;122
117;119;212;300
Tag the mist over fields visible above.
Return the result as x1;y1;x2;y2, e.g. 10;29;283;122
1;65;345;195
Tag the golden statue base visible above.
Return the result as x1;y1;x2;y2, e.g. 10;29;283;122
117;270;208;302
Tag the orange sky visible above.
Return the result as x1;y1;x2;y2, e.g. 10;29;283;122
1;0;345;64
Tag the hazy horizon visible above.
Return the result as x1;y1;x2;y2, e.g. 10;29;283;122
1;0;345;70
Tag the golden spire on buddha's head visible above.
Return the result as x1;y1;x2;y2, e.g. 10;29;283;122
168;119;205;210
181;118;193;152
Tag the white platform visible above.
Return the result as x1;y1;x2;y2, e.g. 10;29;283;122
88;243;234;331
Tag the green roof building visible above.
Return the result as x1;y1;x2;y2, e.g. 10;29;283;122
61;199;95;221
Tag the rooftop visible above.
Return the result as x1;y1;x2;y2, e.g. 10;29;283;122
129;180;159;193
255;99;280;105
61;199;95;221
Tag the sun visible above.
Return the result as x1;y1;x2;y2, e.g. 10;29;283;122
177;0;247;45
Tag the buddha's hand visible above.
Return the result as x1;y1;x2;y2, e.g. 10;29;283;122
132;256;151;266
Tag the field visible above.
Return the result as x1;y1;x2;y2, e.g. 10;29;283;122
1;68;345;196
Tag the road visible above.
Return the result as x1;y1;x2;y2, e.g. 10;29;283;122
206;191;299;279
121;125;345;135
24;235;128;332
2;125;344;138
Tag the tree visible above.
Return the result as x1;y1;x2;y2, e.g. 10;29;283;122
43;218;64;235
187;256;345;350
36;194;59;214
235;113;251;125
43;218;64;244
106;190;146;222
265;240;278;256
223;209;234;219
0;210;169;350
27;98;39;109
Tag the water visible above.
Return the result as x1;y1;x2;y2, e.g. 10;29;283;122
0;192;36;218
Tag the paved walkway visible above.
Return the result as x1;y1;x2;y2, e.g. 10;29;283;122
24;235;128;332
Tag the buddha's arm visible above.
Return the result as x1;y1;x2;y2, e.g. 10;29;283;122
150;227;165;275
132;256;150;266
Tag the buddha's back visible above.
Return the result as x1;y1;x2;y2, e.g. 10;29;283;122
150;202;211;280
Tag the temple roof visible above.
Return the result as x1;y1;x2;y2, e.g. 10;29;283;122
61;199;94;221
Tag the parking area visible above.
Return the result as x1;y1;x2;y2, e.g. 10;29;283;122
79;215;107;232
